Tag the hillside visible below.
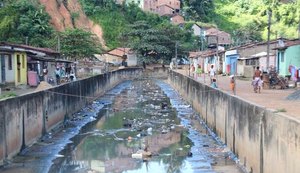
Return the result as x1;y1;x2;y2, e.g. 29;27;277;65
184;0;299;43
0;0;298;51
39;0;106;48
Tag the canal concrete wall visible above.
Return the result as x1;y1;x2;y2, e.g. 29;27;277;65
168;70;300;173
0;68;142;165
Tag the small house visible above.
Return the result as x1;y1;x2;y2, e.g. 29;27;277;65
201;50;225;74
273;39;300;79
170;14;184;25
224;38;288;76
0;42;60;86
224;50;238;75
97;48;137;67
0;45;28;86
205;28;231;49
156;4;175;16
237;52;275;77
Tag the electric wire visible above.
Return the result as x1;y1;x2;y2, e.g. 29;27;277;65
44;90;98;99
43;85;223;100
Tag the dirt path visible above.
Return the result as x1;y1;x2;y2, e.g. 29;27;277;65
175;69;300;120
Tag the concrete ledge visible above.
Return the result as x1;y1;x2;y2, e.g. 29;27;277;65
168;70;300;173
0;68;142;165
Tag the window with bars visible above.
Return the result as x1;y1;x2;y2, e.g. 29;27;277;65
245;59;258;66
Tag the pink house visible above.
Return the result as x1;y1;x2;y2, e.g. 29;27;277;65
205;28;232;47
157;0;180;10
156;4;175;16
170;14;184;25
143;0;180;15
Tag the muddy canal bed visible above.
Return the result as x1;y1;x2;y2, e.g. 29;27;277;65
1;80;245;173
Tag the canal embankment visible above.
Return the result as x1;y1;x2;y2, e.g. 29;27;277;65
0;68;142;166
168;70;300;173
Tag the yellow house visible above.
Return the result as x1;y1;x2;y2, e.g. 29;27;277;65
1;42;60;86
0;47;27;86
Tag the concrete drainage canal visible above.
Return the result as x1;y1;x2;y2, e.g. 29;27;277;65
1;79;245;173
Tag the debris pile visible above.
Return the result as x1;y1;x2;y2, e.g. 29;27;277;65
35;81;53;91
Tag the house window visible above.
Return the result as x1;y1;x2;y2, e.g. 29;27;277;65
208;57;214;64
245;59;258;66
7;55;12;70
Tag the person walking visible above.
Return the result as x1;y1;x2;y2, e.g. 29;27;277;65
252;66;263;93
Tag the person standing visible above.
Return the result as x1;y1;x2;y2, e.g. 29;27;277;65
252;66;263;93
196;65;202;80
43;65;48;82
170;61;174;70
55;67;61;85
230;75;235;93
209;65;216;84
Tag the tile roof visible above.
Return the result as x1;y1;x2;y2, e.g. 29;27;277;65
107;48;133;57
0;42;59;54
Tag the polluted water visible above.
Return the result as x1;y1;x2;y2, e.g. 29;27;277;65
0;80;246;173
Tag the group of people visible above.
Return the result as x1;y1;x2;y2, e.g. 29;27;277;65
54;65;76;85
188;64;263;94
190;64;219;89
190;64;205;80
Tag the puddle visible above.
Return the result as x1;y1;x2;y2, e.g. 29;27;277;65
1;80;245;173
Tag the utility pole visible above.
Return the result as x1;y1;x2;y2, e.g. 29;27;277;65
25;37;28;45
57;34;61;53
266;9;272;71
175;41;178;69
200;35;204;51
216;31;219;83
298;22;300;39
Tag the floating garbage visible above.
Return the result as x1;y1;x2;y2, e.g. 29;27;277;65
90;117;96;121
184;145;191;148
131;149;152;159
147;127;153;133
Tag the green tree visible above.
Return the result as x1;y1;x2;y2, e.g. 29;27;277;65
122;21;198;63
182;0;215;22
60;28;102;60
0;0;55;47
122;21;172;63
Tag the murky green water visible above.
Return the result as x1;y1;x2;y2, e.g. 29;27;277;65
1;79;244;173
49;80;244;173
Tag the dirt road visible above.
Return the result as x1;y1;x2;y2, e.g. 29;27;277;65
175;69;300;120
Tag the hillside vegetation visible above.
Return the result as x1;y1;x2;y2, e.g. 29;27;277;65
182;0;300;44
0;0;298;60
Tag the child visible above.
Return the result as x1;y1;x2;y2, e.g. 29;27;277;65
230;75;235;92
196;65;202;80
211;78;218;88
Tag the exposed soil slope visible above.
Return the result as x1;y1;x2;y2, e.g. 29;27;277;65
40;0;106;48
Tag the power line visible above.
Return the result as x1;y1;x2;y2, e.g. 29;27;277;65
45;90;98;99
44;85;227;100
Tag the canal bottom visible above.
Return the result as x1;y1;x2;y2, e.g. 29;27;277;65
2;79;245;173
